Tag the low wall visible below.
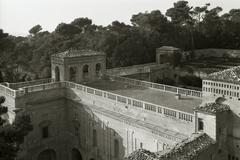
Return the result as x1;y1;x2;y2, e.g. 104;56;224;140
106;63;157;76
8;78;53;90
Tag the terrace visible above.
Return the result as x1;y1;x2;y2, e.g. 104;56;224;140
84;79;202;114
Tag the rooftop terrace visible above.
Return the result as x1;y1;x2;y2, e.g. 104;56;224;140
85;79;202;114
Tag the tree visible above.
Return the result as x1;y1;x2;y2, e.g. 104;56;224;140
166;1;193;26
71;17;92;30
29;24;42;35
55;23;81;36
0;96;33;160
131;10;169;33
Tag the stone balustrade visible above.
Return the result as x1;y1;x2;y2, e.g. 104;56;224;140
0;78;195;123
12;80;194;123
0;84;17;97
8;78;53;90
106;74;203;98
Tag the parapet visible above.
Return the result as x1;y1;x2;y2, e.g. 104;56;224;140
52;49;106;59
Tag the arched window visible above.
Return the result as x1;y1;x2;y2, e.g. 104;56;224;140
95;63;101;76
71;148;83;160
114;139;119;158
83;65;89;73
93;129;97;147
83;65;89;79
69;67;77;82
37;149;56;160
55;66;60;82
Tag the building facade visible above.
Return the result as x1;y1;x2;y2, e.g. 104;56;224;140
0;48;239;160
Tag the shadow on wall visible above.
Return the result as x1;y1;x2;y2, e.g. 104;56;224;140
30;91;125;160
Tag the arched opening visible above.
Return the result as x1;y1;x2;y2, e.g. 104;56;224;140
83;65;89;80
69;67;77;82
71;148;83;160
55;66;60;82
95;63;101;77
114;139;119;158
198;118;204;131
37;149;56;160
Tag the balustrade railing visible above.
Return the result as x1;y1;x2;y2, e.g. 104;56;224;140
8;78;53;90
63;81;195;123
106;74;203;98
0;84;17;97
0;79;195;123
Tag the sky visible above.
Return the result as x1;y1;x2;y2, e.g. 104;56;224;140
0;0;239;36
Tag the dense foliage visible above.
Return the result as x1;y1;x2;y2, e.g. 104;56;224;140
0;96;33;160
0;1;240;82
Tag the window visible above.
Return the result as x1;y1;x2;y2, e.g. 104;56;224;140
114;139;119;158
96;63;101;76
140;142;143;149
69;67;77;82
83;65;89;79
198;118;204;131
42;126;49;138
93;129;97;147
74;113;78;120
75;126;79;136
219;128;222;134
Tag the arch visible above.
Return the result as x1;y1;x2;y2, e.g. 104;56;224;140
83;65;89;73
83;65;89;80
69;67;77;82
37;149;56;160
55;66;60;82
71;148;83;160
95;63;101;77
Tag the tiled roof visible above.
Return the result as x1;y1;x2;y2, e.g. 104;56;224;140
52;49;105;58
157;133;214;160
127;133;214;160
205;66;240;84
195;102;230;114
127;149;157;160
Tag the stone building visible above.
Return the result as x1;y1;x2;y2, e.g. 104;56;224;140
0;48;239;160
51;49;106;83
